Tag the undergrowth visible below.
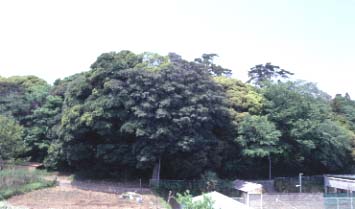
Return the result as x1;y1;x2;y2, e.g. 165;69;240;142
0;169;56;200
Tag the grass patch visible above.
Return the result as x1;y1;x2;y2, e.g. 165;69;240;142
0;169;56;200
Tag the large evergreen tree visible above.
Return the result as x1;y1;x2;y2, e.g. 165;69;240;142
57;51;233;178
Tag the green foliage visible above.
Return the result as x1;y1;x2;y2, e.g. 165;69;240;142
0;169;55;200
43;140;66;170
332;94;355;131
262;81;353;173
0;76;50;160
57;50;233;178
194;54;232;76
214;76;262;118
199;171;235;195
0;76;50;126
247;63;293;86
25;95;63;161
237;115;281;158
0;116;24;160
176;190;214;209
153;172;235;197
200;171;219;192
2;51;355;180
152;180;204;196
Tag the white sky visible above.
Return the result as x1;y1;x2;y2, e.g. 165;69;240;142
0;0;354;97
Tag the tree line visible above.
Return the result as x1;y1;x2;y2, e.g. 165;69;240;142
1;50;355;180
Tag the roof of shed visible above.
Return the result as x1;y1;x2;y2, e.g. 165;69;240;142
192;191;253;209
233;179;263;194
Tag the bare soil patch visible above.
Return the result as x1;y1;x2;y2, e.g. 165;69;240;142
8;175;165;209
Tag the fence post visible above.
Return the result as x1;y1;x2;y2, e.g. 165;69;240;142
140;178;142;193
351;196;353;209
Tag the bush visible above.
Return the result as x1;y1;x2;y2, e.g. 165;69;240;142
175;190;214;209
200;171;237;196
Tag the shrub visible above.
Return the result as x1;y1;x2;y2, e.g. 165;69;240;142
152;171;238;199
175;190;214;209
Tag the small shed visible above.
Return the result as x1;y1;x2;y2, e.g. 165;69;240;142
324;174;355;193
192;191;253;209
233;180;263;207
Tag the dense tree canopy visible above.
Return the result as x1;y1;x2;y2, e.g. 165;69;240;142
0;115;24;160
53;51;233;178
262;81;353;174
1;51;355;179
0;76;49;125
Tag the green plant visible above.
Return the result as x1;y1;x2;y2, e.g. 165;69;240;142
201;171;219;192
0;169;56;200
175;190;214;209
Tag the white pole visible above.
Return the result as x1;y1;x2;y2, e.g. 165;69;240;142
351;196;353;209
261;192;263;209
157;158;161;187
299;173;303;193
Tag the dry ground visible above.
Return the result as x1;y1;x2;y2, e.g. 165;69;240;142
8;175;166;209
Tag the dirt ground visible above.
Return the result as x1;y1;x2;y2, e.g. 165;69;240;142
8;176;166;209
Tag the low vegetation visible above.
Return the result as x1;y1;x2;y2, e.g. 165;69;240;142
0;169;56;200
153;171;238;197
175;191;214;209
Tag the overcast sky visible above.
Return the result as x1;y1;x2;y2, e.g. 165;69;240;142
0;0;354;97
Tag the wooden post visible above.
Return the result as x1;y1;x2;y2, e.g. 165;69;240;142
140;178;142;193
157;157;161;187
0;155;3;170
268;155;272;180
167;191;172;204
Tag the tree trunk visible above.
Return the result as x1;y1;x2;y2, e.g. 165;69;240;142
268;155;272;180
0;155;3;170
152;163;159;180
